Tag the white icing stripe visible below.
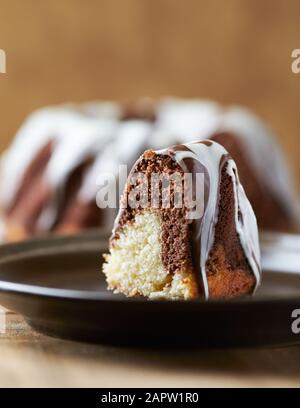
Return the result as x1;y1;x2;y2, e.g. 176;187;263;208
221;107;299;222
156;98;221;141
0;108;60;208
35;117;117;231
79;120;152;203
156;99;299;224
0;107;117;210
0;98;297;240
157;140;261;298
0;105;156;232
226;161;261;290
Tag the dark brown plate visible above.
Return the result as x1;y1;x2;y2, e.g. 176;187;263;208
0;231;300;348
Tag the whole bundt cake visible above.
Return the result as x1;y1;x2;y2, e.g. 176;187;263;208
0;103;155;241
0;98;298;242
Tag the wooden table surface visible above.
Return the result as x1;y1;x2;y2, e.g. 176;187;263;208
0;309;299;388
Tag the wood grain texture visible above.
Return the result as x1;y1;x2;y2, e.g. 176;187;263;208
0;0;299;183
0;311;299;387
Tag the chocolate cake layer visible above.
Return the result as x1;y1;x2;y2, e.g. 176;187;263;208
211;131;296;232
112;151;194;286
53;158;102;233
6;144;101;238
6;140;54;236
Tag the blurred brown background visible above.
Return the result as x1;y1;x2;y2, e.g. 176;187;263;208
0;0;299;179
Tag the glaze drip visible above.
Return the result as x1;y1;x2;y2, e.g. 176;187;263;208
157;140;261;298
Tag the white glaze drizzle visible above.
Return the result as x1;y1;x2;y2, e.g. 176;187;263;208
156;99;299;224
1;108;118;231
0;99;298;236
36;115;118;231
0;105;155;232
79;120;152;203
220;106;300;223
156;98;221;141
157;140;261;298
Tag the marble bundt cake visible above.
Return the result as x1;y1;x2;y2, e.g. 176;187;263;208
0;104;154;241
103;140;261;300
0;98;298;242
